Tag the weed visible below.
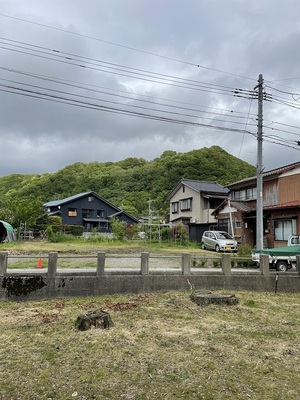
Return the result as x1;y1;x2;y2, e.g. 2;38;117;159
1;291;299;399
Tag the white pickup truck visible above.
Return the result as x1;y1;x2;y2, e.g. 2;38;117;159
252;235;300;272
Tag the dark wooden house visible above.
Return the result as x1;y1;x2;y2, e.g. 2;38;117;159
44;191;139;232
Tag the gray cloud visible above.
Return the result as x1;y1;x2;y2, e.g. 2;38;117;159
1;0;300;177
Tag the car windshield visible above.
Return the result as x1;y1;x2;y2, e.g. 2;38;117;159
215;232;233;240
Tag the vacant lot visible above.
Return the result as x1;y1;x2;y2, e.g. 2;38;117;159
1;290;300;400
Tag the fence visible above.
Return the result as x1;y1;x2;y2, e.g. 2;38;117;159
1;251;300;301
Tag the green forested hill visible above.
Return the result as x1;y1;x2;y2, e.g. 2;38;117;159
0;146;255;217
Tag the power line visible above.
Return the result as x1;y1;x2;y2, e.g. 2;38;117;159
0;13;257;81
0;82;257;136
0;65;258;119
0;40;256;99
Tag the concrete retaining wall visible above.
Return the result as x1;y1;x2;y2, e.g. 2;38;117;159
1;252;300;301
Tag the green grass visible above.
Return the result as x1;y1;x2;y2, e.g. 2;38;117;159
1;290;300;399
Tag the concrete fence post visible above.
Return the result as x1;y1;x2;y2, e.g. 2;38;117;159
141;252;149;275
181;253;191;275
0;251;8;277
260;254;270;276
97;251;106;276
296;255;300;275
222;253;232;275
48;252;58;277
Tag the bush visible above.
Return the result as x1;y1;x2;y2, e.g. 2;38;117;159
47;216;63;233
237;244;253;257
110;218;127;240
64;225;84;236
47;232;70;243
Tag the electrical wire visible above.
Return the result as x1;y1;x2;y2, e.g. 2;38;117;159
0;13;257;81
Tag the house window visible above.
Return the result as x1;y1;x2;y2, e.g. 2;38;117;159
82;209;94;218
246;187;257;200
68;208;77;217
171;202;179;213
234;220;241;228
88;196;94;202
97;210;106;218
182;185;185;193
274;219;296;241
218;218;229;231
180;198;192;211
233;190;246;201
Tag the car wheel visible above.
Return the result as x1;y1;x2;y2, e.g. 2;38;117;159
276;261;288;272
201;242;206;250
215;244;220;252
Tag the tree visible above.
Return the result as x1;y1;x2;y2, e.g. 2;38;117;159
0;197;45;228
110;218;127;240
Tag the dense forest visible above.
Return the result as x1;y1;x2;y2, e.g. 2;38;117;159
0;146;256;220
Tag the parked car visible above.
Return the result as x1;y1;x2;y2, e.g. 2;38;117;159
201;230;238;252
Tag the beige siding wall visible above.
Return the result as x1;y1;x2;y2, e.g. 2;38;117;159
169;186;217;223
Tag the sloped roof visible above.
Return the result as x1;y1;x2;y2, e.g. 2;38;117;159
230;201;256;213
44;192;95;207
212;199;256;215
263;200;300;210
167;179;229;200
44;191;139;223
109;210;139;223
228;161;300;189
43;191;120;212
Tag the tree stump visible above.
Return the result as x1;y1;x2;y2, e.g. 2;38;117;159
190;291;238;306
75;310;114;331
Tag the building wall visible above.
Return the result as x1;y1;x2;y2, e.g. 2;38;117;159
169;185;198;223
263;179;279;206
60;197;117;226
278;171;300;204
169;185;218;224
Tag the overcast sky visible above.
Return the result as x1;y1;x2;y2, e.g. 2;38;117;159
1;0;300;177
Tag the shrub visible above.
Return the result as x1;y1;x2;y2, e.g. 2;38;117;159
237;245;253;257
64;225;84;236
47;232;69;243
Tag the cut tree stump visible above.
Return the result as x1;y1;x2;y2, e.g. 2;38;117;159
190;291;239;306
75;310;114;331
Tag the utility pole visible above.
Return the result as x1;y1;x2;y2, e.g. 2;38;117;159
256;74;264;250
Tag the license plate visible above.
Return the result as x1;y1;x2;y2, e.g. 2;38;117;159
226;247;231;251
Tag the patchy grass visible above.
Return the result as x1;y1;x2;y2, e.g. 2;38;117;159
0;238;202;255
1;290;300;399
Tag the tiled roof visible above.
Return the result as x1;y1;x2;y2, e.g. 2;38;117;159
183;179;229;194
230;201;256;212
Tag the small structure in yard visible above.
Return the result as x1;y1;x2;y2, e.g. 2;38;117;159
190;291;239;306
75;310;114;331
0;220;16;243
